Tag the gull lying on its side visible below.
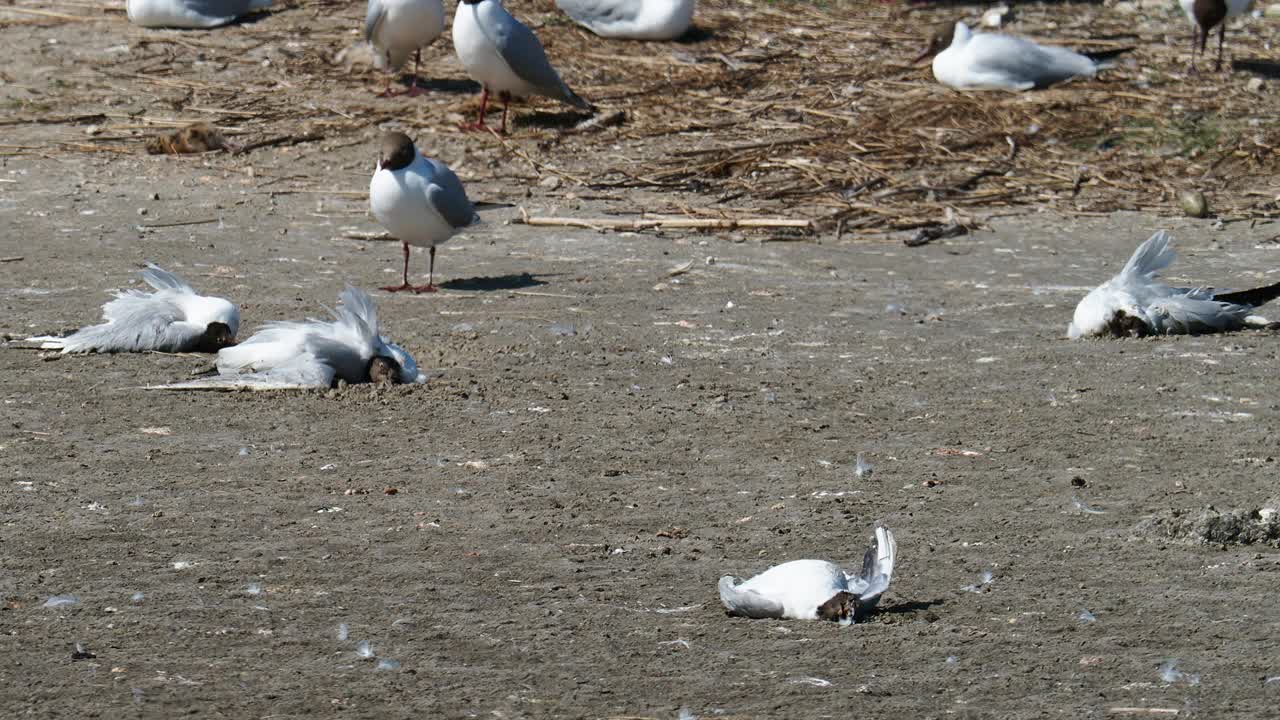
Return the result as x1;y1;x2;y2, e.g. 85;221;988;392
719;526;896;624
149;286;425;390
1068;230;1280;339
914;21;1130;91
127;0;271;28
555;0;695;40
27;264;239;354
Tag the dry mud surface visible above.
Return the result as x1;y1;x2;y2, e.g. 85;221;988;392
3;1;1280;719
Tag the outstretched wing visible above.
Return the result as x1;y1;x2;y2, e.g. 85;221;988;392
140;263;196;294
718;576;785;619
845;527;896;608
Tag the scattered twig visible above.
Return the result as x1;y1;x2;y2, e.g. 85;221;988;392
514;215;814;232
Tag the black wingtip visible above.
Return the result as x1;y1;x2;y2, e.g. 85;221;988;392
1084;46;1136;64
1213;280;1280;308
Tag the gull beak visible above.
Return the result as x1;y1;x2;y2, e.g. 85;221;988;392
912;45;935;65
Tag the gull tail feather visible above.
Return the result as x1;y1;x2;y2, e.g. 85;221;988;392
559;84;595;113
1213;280;1280;309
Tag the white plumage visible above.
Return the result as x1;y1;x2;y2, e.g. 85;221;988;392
925;21;1116;91
555;0;694;40
150;286;425;390
364;0;444;95
28;264;239;354
126;0;271;29
1068;230;1280;339
719;527;896;623
369;131;478;293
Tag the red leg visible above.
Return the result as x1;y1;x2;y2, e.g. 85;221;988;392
412;246;438;293
500;94;510;135
461;88;490;131
403;50;428;97
382;242;415;292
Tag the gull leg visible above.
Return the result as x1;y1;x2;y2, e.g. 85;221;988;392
412;246;438;293
500;92;511;135
461;87;490;131
1215;22;1225;72
381;242;415;293
404;50;428;97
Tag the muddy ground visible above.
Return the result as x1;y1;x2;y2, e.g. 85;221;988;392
3;0;1280;718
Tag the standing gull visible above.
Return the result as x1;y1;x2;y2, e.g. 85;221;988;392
554;0;694;40
719;527;897;623
914;21;1130;91
127;0;271;28
453;0;594;134
151;286;425;390
369;131;479;293
1180;0;1254;71
27;264;239;354
1068;230;1280;339
364;0;445;97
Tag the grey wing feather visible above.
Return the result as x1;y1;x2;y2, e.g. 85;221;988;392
424;159;478;229
34;294;197;353
718;576;785;618
494;15;593;109
556;0;642;28
336;285;380;338
184;0;269;20
363;0;386;42
1151;294;1251;334
148;353;336;390
848;527;896;608
140;264;196;293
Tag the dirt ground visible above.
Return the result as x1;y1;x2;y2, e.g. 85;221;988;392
3;0;1280;718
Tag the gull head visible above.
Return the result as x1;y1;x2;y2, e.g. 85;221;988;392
196;321;237;353
816;591;860;625
913;21;959;64
368;355;404;386
377;131;417;173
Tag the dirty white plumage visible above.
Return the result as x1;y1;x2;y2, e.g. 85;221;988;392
149;286;424;390
1068;230;1280;339
126;0;271;28
27;264;239;354
719;526;896;623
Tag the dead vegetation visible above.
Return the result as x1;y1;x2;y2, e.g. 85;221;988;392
2;0;1278;235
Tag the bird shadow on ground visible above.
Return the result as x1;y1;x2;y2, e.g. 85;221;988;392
1233;59;1280;79
399;76;481;95
514;110;596;131
675;26;717;44
877;598;945;616
439;273;551;292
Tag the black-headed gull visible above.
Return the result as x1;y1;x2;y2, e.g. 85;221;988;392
126;0;271;28
369;131;479;294
555;0;694;40
915;21;1129;91
1068;230;1280;339
28;264;238;354
719;527;896;624
1180;0;1253;71
453;0;594;134
152;286;425;390
365;0;445;97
